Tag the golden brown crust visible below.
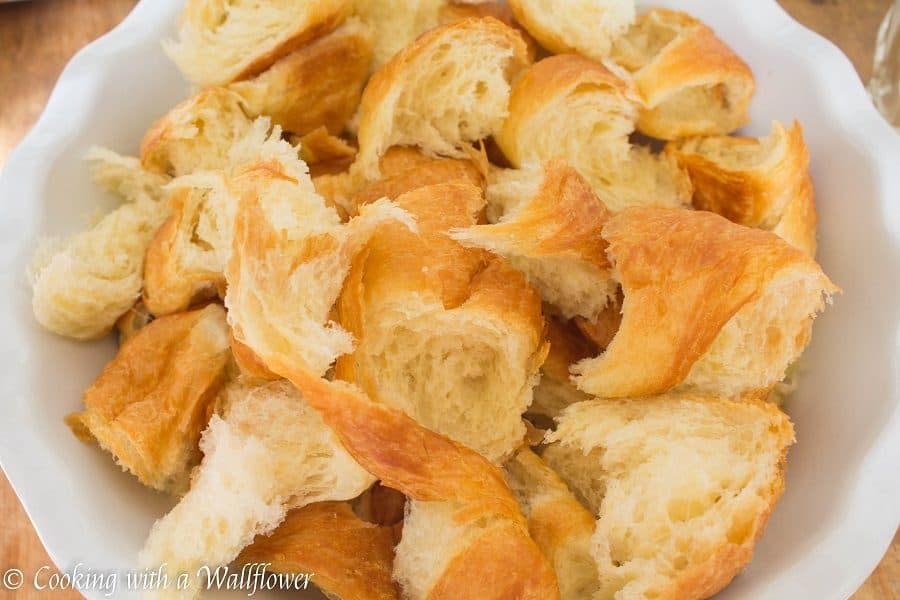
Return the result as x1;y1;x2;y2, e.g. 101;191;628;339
460;158;611;270
451;159;615;319
290;374;523;518
312;171;355;221
505;448;599;600
114;301;155;344
356;17;531;180
279;373;560;600
142;186;226;317
574;207;833;397
426;519;560;600
667;121;817;255
773;172;817;257
229;19;373;135
336;183;490;338
612;8;755;139
498;54;636;168
528;315;593;426
238;501;399;600
296;126;357;177
178;0;352;85
348;148;485;217
439;2;538;60
66;304;230;495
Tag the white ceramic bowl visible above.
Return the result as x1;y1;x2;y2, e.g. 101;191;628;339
1;1;898;598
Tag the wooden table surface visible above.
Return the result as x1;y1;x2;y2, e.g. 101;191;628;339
0;1;897;598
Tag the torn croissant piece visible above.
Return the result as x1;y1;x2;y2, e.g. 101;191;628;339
497;54;692;211
355;17;531;181
238;501;400;600
140;88;254;177
610;8;755;140
451;159;615;321
139;380;374;599
543;394;795;600
30;194;168;340
225;155;414;383
66;304;230;495
228;18;374;136
572;207;838;399
498;54;637;169
347;146;485;216
529;315;594;424
285;375;560;600
85;146;170;203
142;174;233;316
504;448;600;600
438;2;538;60
667;120;817;255
507;0;634;61
336;182;547;462
164;0;352;87
144;121;315;317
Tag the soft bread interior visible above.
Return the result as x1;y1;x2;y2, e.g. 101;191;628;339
681;264;826;397
394;500;496;599
355;17;530;181
452;160;616;320
143;120;305;316
354;0;445;71
498;54;637;169
164;0;351;86
225;150;413;381
338;183;545;462
142;177;233;316
30;194;167;340
484;165;544;223
508;0;634;61
544;395;795;600
139;380;373;599
86;146;170;203
140;88;254;177
356;305;541;462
